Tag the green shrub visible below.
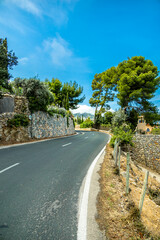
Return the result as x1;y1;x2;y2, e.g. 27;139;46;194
151;127;160;135
7;114;30;128
13;78;54;113
101;124;111;130
67;116;69;127
72;118;75;128
58;108;66;117
47;106;59;116
80;118;93;128
110;125;133;147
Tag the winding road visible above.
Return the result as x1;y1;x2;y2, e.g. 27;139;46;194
0;131;109;240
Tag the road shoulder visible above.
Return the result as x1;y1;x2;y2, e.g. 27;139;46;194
87;150;106;240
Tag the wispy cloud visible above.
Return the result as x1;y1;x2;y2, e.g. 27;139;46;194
5;0;41;16
43;34;73;67
42;34;90;72
3;0;78;27
72;104;114;114
19;57;29;65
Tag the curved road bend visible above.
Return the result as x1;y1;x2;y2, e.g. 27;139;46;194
0;131;109;240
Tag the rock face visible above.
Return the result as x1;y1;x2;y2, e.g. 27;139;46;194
131;135;160;174
29;111;75;139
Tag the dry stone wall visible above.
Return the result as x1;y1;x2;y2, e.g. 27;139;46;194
0;94;29;115
0;95;30;143
131;135;160;174
0;95;75;143
29;111;75;139
0;112;30;142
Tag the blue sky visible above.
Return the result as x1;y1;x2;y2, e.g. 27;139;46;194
1;0;160;114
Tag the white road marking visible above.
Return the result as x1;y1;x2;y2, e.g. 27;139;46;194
62;142;72;147
0;163;20;174
77;145;106;240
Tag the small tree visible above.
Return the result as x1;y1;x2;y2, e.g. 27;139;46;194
103;111;113;124
13;77;54;112
112;109;127;128
47;79;85;110
0;38;18;97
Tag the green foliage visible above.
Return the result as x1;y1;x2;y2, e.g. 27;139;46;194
110;124;133;147
144;111;160;126
116;56;160;109
47;78;85;110
0;38;18;98
77;116;82;124
101;123;111;129
80;118;93;128
7;114;30;128
151;127;160;135
58;108;66;117
89;72;115;112
47;106;59;116
13;77;54;113
112;109;126;128
47;105;68;118
90;56;160;125
125;107;139;131
72;118;75;128
94;112;102;128
103;111;113;124
67;116;69;128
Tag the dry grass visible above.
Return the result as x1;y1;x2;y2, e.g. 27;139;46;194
96;144;160;240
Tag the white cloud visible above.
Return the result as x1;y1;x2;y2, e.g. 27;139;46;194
43;34;90;71
6;0;41;16
72;105;96;115
19;57;29;65
72;105;115;115
43;35;72;66
2;0;79;29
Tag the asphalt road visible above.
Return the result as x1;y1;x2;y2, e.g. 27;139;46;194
0;131;109;240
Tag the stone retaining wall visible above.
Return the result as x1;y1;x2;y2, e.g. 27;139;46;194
29;111;75;139
0;112;30;142
0;95;75;143
0;94;29;115
131;135;160;174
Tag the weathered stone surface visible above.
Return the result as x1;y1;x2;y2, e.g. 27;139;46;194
14;96;30;115
130;135;160;174
29;111;75;139
0;95;14;113
0;95;75;143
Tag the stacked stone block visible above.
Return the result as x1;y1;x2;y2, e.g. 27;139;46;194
131;135;160;174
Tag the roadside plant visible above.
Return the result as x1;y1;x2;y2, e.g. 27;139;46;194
7;114;30;128
112;109;126;128
58;108;66;117
110;124;133;147
80;118;94;128
151;127;160;135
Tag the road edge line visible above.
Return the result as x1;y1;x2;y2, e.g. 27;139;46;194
77;146;106;240
77;134;111;240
